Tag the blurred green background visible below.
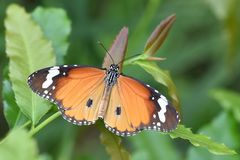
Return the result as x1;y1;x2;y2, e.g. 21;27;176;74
0;0;240;160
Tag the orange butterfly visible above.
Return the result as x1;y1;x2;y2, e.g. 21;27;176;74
28;62;180;136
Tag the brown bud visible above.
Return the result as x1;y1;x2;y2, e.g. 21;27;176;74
147;56;166;61
102;27;128;72
144;14;176;55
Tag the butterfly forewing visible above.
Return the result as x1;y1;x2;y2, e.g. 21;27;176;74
104;75;180;136
28;65;106;125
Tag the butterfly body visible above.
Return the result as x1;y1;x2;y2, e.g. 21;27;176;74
98;85;112;119
28;64;180;136
105;64;120;86
98;64;120;118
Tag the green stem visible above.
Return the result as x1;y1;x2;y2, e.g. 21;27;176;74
123;54;149;66
29;111;61;136
20;120;31;129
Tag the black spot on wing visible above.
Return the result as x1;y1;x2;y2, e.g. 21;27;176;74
116;106;121;115
86;98;93;107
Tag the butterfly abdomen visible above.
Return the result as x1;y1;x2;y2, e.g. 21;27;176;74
98;86;112;118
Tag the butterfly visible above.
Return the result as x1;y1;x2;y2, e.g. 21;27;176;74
28;62;180;136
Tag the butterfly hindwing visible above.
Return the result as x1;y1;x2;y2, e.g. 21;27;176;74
104;75;180;136
28;65;106;125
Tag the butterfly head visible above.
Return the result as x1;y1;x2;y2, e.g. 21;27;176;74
105;64;120;86
109;64;119;72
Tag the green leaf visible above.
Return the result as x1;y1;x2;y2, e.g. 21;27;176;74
32;7;71;64
129;132;180;160
186;112;240;160
170;125;236;155
187;148;239;160
0;128;39;160
3;80;20;128
100;129;130;160
5;4;56;125
134;60;179;110
210;89;240;122
2;68;29;128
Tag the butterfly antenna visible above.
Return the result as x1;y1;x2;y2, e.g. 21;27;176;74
97;41;115;64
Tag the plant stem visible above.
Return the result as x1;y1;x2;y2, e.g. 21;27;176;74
29;111;61;136
20;120;31;129
123;54;149;66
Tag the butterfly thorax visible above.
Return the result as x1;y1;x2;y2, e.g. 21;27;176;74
105;64;120;86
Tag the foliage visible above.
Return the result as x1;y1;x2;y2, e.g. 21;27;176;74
186;112;240;160
0;128;39;160
0;1;239;160
130;132;180;160
3;80;23;128
185;89;240;159
210;89;240;122
5;4;55;126
32;7;71;64
100;127;130;160
171;125;236;155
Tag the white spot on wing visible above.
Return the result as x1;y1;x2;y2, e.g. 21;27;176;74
153;114;156;118
161;95;167;101
51;66;60;69
42;67;60;89
157;95;168;123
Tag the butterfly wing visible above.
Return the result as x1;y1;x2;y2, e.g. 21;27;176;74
28;65;106;125
104;75;180;136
